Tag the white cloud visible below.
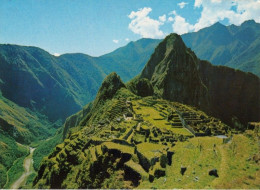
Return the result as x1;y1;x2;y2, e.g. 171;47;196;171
128;2;260;37
194;0;203;7
193;0;260;31
125;38;130;42
159;14;166;22
170;11;194;34
168;16;174;22
128;7;165;38
113;39;119;43
178;2;188;9
53;53;60;57
169;0;260;35
169;10;177;15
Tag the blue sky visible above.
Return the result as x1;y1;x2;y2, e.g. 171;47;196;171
0;0;260;56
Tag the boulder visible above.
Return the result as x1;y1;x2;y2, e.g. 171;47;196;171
209;169;219;177
167;150;174;165
160;154;168;168
180;166;187;175
154;167;166;178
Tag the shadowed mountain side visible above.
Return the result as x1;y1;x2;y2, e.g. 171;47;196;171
0;39;160;121
140;33;260;127
0;45;105;121
198;60;260;127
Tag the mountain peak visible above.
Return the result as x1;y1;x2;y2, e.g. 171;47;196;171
242;19;256;25
94;72;125;105
141;33;189;80
140;33;208;106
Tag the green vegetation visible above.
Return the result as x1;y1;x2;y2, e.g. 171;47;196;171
0;164;7;187
0;131;29;188
33;128;63;171
34;72;257;189
0;94;56;144
138;132;260;189
4;153;28;188
2;21;260;189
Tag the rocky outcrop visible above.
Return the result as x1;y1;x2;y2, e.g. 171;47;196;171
127;77;154;97
93;72;126;107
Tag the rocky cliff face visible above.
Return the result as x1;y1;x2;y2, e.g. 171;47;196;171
140;33;260;127
198;60;260;126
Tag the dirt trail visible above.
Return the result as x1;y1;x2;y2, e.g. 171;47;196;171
10;147;35;189
210;145;229;188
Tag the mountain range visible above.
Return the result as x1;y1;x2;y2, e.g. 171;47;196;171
0;20;259;189
182;19;260;77
1;20;259;124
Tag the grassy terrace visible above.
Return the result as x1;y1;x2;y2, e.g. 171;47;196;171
125;159;149;179
138;132;260;189
132;99;193;136
137;143;166;160
102;142;134;155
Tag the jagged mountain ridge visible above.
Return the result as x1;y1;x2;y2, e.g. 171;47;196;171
182;20;260;77
139;33;259;126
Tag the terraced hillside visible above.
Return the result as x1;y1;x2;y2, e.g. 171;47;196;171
33;73;260;189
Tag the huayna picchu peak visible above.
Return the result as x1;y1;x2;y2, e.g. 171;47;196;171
139;33;260;127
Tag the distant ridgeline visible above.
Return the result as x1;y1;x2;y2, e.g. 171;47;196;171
33;33;259;188
182;20;260;77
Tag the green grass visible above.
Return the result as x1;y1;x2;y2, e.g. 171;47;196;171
133;99;193;136
137;143;166;160
138;133;260;189
125;159;149;179
102;142;134;155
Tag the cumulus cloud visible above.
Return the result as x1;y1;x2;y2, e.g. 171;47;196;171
125;38;130;42
168;0;260;34
178;2;188;9
113;39;119;43
169;11;194;34
159;14;166;22
168;16;174;22
128;7;165;38
193;0;260;31
128;2;260;36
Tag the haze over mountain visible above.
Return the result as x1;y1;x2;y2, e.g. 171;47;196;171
0;39;160;122
182;20;260;77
